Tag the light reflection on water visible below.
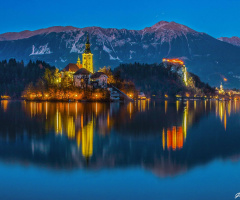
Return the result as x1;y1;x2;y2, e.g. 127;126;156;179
0;100;240;199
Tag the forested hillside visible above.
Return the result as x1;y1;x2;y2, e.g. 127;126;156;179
0;59;55;98
113;63;214;97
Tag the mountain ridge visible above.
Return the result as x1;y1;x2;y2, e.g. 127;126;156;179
0;21;200;41
0;26;79;41
1;21;240;87
218;36;240;47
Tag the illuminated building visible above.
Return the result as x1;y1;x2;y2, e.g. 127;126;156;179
91;72;108;88
217;82;225;95
162;58;188;86
61;63;80;81
62;63;80;74
162;58;184;65
72;34;108;89
73;68;91;88
220;82;224;93
63;55;83;74
138;92;146;100
0;95;10;100
82;33;94;73
61;33;94;82
76;55;82;68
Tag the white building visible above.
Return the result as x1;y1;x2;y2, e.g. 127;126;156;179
73;68;91;88
91;72;108;88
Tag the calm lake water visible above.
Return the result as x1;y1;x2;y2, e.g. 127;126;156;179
0;100;240;200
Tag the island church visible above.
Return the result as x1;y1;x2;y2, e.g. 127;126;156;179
61;33;108;88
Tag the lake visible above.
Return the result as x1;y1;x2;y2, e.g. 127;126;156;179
0;100;240;200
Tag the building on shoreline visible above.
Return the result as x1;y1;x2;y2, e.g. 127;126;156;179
216;82;225;95
90;72;108;88
73;68;91;88
61;33;108;89
61;33;94;80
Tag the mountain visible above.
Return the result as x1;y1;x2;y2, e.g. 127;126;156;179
1;21;240;87
218;36;240;47
0;26;78;41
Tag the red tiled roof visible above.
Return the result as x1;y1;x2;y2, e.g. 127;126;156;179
62;63;80;72
91;72;107;78
74;68;91;75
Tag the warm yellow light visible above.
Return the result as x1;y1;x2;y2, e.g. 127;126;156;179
1;95;10;99
162;58;184;65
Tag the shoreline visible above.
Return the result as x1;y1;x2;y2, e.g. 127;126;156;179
0;97;239;103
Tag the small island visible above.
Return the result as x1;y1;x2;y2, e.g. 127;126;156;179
1;33;240;102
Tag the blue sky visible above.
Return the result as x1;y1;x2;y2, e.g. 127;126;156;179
0;0;239;38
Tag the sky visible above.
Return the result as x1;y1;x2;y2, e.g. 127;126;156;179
0;0;240;38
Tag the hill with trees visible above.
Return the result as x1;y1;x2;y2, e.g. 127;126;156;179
0;59;55;98
0;59;215;100
113;62;215;98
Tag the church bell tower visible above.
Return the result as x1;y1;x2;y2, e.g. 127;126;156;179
76;55;81;68
82;33;94;73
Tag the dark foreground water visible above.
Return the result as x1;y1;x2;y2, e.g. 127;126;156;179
0;100;240;200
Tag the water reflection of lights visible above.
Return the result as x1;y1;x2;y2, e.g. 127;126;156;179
214;100;240;131
176;100;180;112
165;101;168;114
20;100;240;157
1;100;8;112
183;104;188;140
127;102;133;119
45;102;48;119
162;126;184;151
81;121;94;159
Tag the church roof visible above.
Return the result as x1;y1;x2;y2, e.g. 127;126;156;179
91;72;107;79
62;63;80;72
74;68;91;75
